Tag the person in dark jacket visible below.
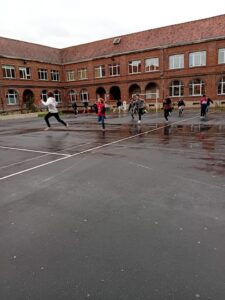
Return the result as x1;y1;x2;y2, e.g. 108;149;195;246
206;97;213;113
163;97;172;121
71;100;78;116
200;94;208;118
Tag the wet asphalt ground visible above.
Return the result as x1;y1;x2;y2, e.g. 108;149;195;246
0;109;225;300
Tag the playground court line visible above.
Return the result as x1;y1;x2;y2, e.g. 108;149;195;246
0;114;201;182
0;145;71;156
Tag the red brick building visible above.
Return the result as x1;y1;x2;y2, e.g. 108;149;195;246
1;14;225;112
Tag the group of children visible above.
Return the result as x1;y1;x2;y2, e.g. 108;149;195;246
162;95;213;122
40;92;214;131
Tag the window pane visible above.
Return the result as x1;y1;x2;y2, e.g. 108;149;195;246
218;49;225;64
128;60;141;74
145;58;159;72
169;55;184;69
189;51;206;67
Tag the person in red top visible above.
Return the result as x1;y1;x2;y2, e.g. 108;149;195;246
96;98;106;131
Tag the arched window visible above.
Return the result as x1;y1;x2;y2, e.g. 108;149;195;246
6;89;18;105
41;90;48;101
54;90;61;103
80;89;89;102
169;80;184;97
68;90;77;102
218;77;225;95
145;82;159;99
189;79;205;96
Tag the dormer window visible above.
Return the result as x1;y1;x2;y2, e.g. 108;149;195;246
113;37;121;45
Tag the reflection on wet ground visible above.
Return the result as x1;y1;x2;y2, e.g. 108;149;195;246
1;113;225;176
1;112;225;300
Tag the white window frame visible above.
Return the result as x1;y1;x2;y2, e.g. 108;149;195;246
169;80;184;97
189;79;205;96
69;90;77;101
189;51;206;67
94;65;106;78
78;68;88;80
2;65;15;78
218;48;225;64
218;77;225;95
6;89;18;105
51;70;60;81
19;67;31;79
109;63;120;76
145;58;159;72
80;89;89;101
169;54;184;69
54;90;61;103
38;69;48;80
66;71;75;81
128;60;141;74
41;90;48;101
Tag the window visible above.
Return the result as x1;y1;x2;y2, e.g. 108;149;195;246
51;70;60;81
94;65;105;78
218;48;225;64
189;79;205;96
41;90;48;101
66;70;75;81
69;90;77;101
2;65;15;78
38;69;48;80
80;89;89;101
169;80;184;97
189;51;206;67
109;63;120;76
169;54;184;69
19;67;31;79
128;60;141;74
6;89;18;105
54;90;61;103
218;77;225;95
78;68;88;80
145;58;159;72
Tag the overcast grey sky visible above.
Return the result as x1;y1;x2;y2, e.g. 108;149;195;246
1;0;224;48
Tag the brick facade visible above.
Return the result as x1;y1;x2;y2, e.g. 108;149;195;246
1;14;225;112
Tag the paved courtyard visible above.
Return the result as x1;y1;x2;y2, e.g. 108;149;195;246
0;109;225;299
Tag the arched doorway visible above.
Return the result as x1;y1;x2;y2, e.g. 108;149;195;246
23;89;35;111
96;87;106;99
145;82;159;99
145;82;160;111
109;86;121;101
129;84;141;98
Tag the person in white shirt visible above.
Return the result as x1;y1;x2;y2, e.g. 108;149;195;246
41;92;68;130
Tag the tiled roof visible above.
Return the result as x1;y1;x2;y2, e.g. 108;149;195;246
61;14;225;64
0;14;225;65
0;37;61;64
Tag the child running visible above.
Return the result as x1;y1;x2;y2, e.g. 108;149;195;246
41;92;68;130
96;98;106;131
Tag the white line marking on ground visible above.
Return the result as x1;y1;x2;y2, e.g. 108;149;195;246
0;156;69;181
0;114;203;181
0;154;50;170
0;145;70;156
